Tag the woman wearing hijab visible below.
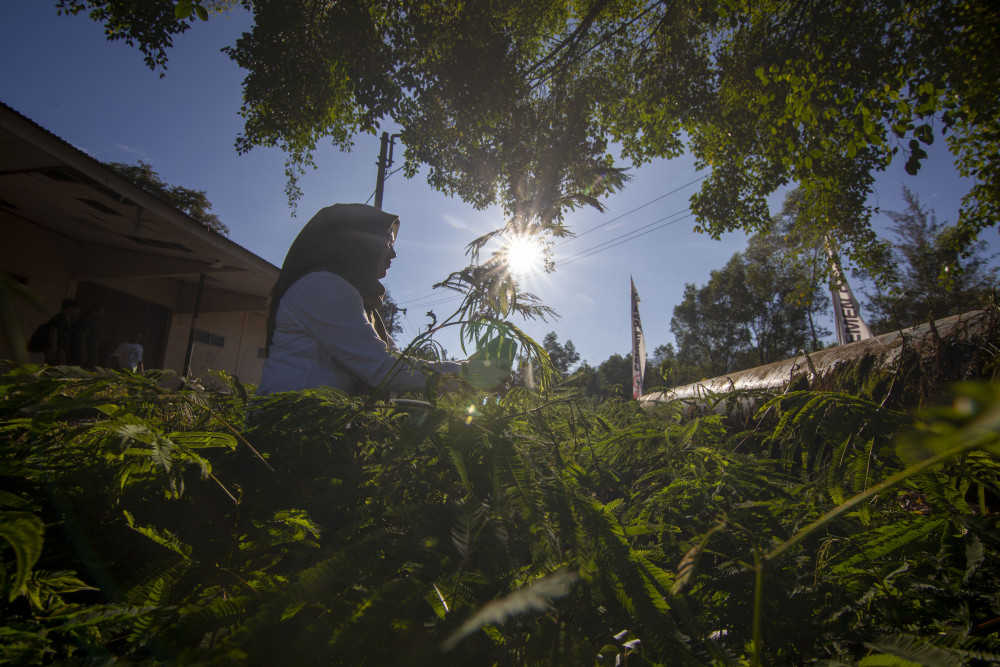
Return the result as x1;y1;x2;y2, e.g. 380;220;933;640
258;204;464;395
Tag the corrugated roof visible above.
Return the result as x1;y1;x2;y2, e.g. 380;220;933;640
0;100;278;309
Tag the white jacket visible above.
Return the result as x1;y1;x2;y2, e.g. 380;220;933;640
258;272;461;394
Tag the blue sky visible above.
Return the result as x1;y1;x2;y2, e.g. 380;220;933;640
1;2;989;367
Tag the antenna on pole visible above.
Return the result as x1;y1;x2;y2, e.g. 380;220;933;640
374;132;401;210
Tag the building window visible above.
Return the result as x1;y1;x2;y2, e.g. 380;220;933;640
194;329;225;347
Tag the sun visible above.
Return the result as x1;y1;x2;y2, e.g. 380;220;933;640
502;234;546;275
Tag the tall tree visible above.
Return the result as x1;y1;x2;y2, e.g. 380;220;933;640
595;353;633;398
542;331;580;375
671;223;829;376
860;188;998;332
749;191;834;353
61;0;1000;275
768;188;849;349
671;268;753;378
741;233;830;364
106;161;230;236
646;343;693;390
377;292;405;338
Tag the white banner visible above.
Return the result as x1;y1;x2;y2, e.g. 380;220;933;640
826;243;873;346
631;277;646;399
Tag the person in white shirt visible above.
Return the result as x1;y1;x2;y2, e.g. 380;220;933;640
258;204;464;395
111;331;144;372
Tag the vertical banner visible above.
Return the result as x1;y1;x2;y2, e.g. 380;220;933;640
630;276;646;399
825;242;873;346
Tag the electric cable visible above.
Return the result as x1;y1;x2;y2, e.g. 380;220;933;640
552;175;703;247
394;181;702;308
555;208;691;266
396;208;689;309
395;208;691;314
396;207;692;307
558;212;693;268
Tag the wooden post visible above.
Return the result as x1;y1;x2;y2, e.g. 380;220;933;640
182;273;206;376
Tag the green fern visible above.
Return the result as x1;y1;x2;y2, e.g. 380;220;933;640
3;361;1000;665
0;511;44;602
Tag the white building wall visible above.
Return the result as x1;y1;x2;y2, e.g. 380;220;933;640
163;310;267;386
3;212;268;382
234;311;267;383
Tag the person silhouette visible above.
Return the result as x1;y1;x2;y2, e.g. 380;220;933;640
68;304;105;368
32;298;80;365
258;204;464;395
111;331;144;372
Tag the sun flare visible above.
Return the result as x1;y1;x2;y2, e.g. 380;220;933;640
502;234;546;275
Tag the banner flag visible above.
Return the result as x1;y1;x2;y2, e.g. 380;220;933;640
630;276;646;399
825;241;873;346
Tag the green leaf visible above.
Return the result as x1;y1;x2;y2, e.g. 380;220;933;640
859;656;923;667
672;519;727;595
442;570;579;651
0;490;39;511
23;569;97;612
168;431;237;450
123;510;193;559
281;600;307;621
864;633;968;667
0;511;44;602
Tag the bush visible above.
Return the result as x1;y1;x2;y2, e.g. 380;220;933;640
2;366;999;665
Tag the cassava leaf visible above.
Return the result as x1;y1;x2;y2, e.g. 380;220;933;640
0;511;44;602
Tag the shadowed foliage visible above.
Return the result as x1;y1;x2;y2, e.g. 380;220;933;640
2;343;1000;664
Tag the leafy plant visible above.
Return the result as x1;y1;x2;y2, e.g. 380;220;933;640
1;360;999;664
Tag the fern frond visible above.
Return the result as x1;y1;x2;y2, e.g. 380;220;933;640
831;518;946;574
441;569;578;651
0;510;44;602
169;594;254;641
864;634;969;667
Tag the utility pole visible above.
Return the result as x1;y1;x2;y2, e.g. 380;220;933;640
373;131;400;210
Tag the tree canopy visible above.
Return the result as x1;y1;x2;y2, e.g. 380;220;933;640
61;0;999;274
105;160;230;236
859;188;998;332
670;221;829;377
542;331;580;375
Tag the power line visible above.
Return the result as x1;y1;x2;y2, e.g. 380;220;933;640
553;175;704;248
396;208;692;307
394;179;703;309
554;208;691;266
412;294;463;309
396;284;462;308
396;208;691;309
557;212;693;268
397;291;463;310
505;205;692;280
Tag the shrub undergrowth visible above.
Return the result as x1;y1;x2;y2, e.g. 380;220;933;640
1;365;999;665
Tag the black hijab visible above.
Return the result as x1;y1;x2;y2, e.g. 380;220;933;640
265;204;400;353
